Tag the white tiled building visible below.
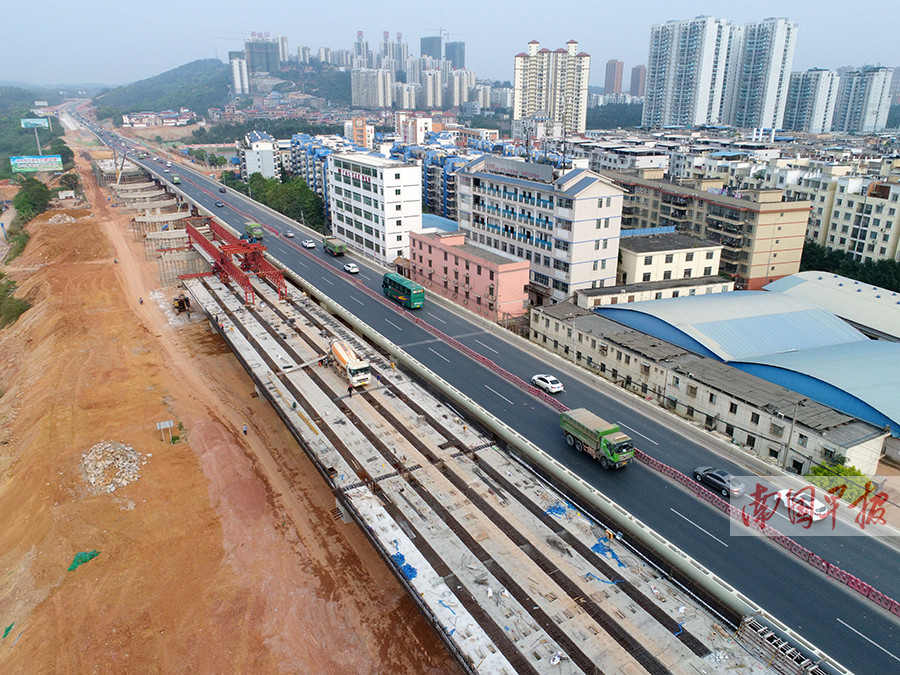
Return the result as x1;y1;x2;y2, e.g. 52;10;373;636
513;40;590;134
351;68;394;109
327;153;422;263
456;156;623;304
783;69;839;134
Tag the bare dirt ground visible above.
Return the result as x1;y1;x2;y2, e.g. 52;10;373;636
0;137;460;673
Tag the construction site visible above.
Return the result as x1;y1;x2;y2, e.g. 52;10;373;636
0;123;847;674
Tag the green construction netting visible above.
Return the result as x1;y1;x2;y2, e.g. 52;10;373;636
67;550;100;572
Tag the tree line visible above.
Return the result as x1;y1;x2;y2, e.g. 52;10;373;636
800;241;900;293
221;172;326;232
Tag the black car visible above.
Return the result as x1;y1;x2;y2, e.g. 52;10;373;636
219;187;227;193
215;201;225;208
693;466;746;498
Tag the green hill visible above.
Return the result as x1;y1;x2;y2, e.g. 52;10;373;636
92;59;229;123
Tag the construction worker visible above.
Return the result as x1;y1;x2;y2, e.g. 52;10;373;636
139;297;143;305
242;424;248;436
347;385;353;397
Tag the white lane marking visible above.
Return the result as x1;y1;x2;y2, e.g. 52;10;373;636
485;385;515;405
294;259;307;268
385;319;402;331
621;424;659;446
474;339;499;354
428;347;450;363
426;312;446;324
350;296;364;306
320;277;333;285
837;618;900;663
670;509;729;547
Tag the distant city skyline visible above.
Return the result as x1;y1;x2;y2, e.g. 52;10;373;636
5;0;899;87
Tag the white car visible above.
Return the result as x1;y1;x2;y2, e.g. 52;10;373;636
302;239;317;248
775;489;830;522
531;374;564;394
343;262;360;274
284;231;295;238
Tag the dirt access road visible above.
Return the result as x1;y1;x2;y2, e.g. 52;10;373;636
0;133;460;673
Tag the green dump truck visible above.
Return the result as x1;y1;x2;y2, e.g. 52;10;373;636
245;222;264;240
560;408;634;470
323;236;346;256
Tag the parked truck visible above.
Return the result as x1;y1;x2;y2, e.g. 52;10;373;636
330;339;370;386
560;408;634;470
323;236;346;256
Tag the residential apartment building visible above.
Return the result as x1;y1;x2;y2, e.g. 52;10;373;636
642;17;736;127
457;156;623;304
244;35;281;74
643;16;797;129
832;66;894;133
617;232;722;285
238;130;281;181
420;36;442;60
513;40;591;134
605;169;811;289
783;69;839;133
825;178;900;262
343;118;375;149
229;51;250;95
327;153;422;263
447;69;477;107
407;231;530;322
445;41;465;69
630;65;646;97
393;83;418;110
419;70;443;109
351;68;394;109
726;17;797;130
605;60;623;94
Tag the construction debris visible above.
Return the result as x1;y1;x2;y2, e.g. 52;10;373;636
46;214;77;225
79;441;143;494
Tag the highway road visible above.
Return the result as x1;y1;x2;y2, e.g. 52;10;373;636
80;117;898;672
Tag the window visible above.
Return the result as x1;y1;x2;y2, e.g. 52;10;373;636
685;252;694;261
663;270;672;280
770;423;784;437
709;393;717;404
729;402;738;414
644;255;653;265
705;251;714;260
642;272;651;282
394;173;400;179
750;412;760;425
687;384;698;397
798;433;808;447
683;269;692;278
704;266;712;276
665;254;674;263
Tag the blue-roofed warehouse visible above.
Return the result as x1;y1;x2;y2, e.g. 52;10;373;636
596;292;900;442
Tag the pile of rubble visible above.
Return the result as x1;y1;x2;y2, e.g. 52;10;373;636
47;213;76;225
80;441;143;494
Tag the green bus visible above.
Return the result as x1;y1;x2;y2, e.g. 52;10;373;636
245;222;264;240
382;273;425;309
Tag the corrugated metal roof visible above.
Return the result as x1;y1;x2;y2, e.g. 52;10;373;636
739;340;900;434
764;272;900;340
602;292;867;361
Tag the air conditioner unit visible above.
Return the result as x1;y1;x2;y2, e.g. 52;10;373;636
777;412;785;419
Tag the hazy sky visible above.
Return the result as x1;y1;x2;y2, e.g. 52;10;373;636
6;0;899;87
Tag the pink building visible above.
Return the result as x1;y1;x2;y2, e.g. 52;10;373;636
407;231;530;322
